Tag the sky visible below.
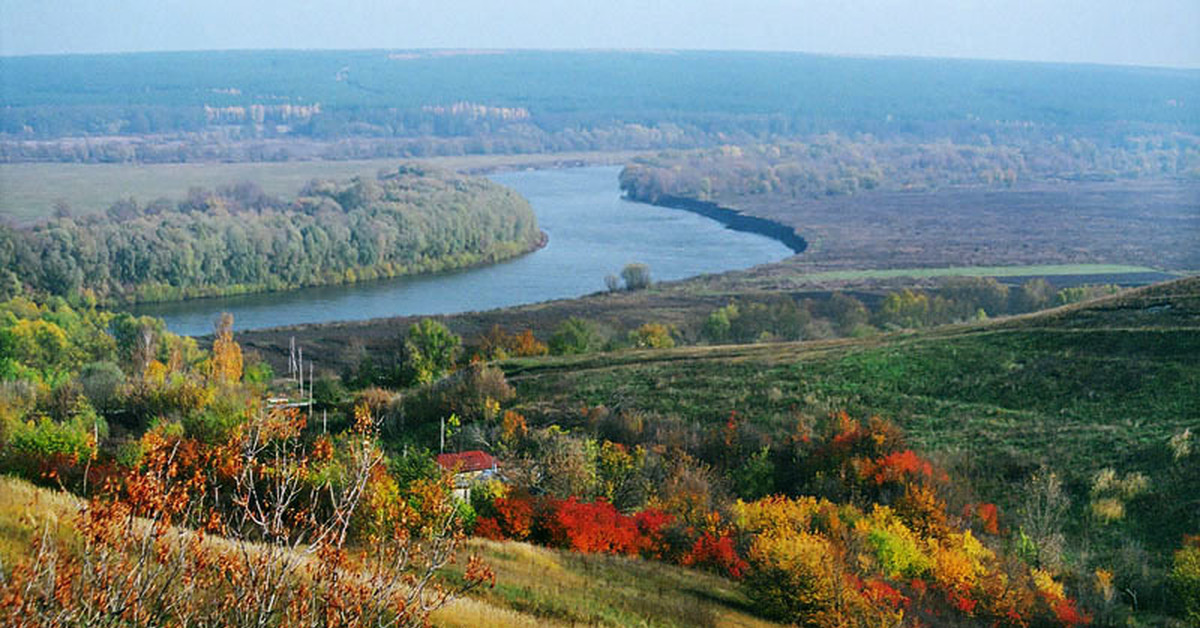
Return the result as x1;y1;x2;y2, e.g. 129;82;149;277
1;0;1198;69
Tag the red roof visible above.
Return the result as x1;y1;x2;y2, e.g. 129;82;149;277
436;450;497;473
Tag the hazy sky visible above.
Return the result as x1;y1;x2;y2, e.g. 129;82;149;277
2;0;1198;68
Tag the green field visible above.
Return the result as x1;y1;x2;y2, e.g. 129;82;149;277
0;151;635;223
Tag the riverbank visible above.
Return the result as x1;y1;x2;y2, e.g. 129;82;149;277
125;228;550;307
645;195;807;254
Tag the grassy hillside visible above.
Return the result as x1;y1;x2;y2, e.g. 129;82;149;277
435;538;778;628
0;476;777;628
502;276;1200;551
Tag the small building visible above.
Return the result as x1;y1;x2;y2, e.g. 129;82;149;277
436;450;499;501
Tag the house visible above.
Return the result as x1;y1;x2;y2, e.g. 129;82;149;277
436;450;499;501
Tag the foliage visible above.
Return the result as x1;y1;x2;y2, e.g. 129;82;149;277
683;531;748;580
1169;536;1200;623
400;362;514;433
620;263;652;291
403;318;462;386
703;297;814;343
474;325;548;361
629;322;675;349
208;312;243;384
0;406;494;627
548;317;599;356
620;135;1198;207
0;168;540;304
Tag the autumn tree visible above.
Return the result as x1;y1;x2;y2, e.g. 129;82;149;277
209;312;243;384
629;323;675;349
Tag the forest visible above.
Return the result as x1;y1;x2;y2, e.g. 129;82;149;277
618;135;1200;206
0;165;542;304
2;50;1198;163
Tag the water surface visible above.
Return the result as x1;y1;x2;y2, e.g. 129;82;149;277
135;166;792;335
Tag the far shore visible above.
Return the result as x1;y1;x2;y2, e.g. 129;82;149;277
0;150;644;223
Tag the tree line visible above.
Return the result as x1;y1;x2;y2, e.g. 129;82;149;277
0;165;542;304
619;135;1200;205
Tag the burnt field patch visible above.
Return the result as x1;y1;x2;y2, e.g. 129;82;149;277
718;178;1200;282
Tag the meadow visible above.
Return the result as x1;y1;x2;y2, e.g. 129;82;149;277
0;151;635;223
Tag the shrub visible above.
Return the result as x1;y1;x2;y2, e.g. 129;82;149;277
548;317;599;355
3;400;105;484
629;323;675;349
77;361;124;414
1171;536;1200;624
683;531;748;579
401;362;514;425
0;406;494;627
620;263;652;291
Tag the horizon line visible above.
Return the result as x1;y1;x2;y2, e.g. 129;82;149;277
2;46;1198;72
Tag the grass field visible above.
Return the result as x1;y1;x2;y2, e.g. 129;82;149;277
0;151;638;223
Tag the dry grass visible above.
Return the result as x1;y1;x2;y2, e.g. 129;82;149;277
435;538;781;628
0;477;780;627
0;476;79;567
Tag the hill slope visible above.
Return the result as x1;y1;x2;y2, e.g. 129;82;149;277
503;276;1200;552
0;476;779;628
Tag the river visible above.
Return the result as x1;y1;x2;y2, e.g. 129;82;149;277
134;166;794;336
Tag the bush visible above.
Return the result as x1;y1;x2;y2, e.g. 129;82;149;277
620;263;652;291
1171;536;1200;624
78;361;124;414
2;400;106;483
629;323;675;349
400;362;514;427
549;317;599;355
242;359;274;387
312;376;349;409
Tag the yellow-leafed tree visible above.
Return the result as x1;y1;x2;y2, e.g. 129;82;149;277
209;312;243;384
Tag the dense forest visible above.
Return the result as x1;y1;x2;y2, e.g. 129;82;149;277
618;135;1200;205
2;50;1197;162
0;165;542;304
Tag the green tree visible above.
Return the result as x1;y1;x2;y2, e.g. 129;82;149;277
1011;278;1054;313
403;319;461;385
876;289;932;329
823;292;870;336
703;303;739;343
549;317;598;355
